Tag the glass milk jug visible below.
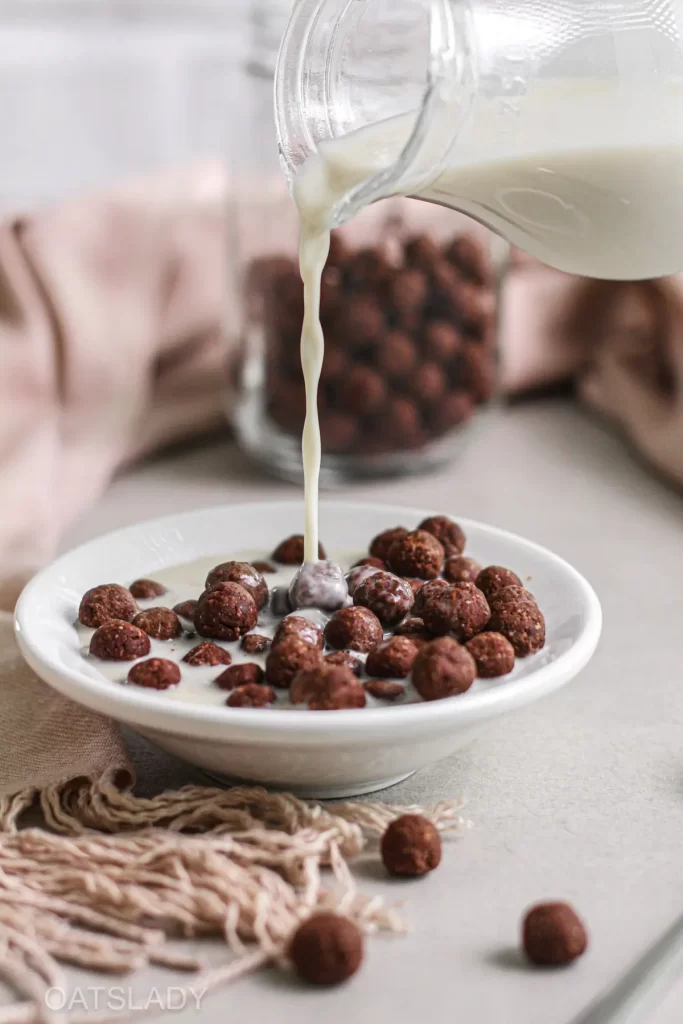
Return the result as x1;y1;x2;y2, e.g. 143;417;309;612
276;0;683;281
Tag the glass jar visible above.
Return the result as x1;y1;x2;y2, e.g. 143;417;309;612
232;1;506;484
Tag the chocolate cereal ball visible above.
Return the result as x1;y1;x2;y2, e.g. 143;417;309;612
413;579;450;617
90;621;151;662
325;651;363;677
381;814;442;877
194;583;258;642
272;534;326;564
183;641;231;667
309;670;366;711
369;526;408;563
412;637;476;701
241;633;271;655
129;579;167;600
488;600;546;657
324;606;383;654
364;680;405;701
475;565;522;602
366;637;418;679
214;663;265;690
422;582;491;642
289;561;348;613
133;607;182;641
418;515;466;557
265;637;323;688
490;584;537;608
522;903;588;966
127;658;180;690
354;571;414;628
353;556;386;570
444;556;482;585
273;615;324;650
290;665;327;705
227;684;276;708
345;565;381;597
291;664;364;709
173;599;198;622
466;633;515;678
289;913;363;986
79;584;137;628
205;561;268;609
394;617;432;645
387;530;445;581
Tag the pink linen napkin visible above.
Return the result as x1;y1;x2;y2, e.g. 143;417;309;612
0;162;228;577
1;162;682;578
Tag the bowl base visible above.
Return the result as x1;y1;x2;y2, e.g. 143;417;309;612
199;768;417;800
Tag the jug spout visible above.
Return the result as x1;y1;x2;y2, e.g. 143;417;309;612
276;0;478;228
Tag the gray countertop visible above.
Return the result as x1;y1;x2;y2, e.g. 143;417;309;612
60;399;683;1024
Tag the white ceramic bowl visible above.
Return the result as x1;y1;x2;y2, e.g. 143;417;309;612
14;502;601;798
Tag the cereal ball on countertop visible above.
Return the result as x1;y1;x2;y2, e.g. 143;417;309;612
324;606;383;654
353;572;414;629
381;814;442;876
205;561;268;609
79;584;137;628
90;621;151;662
273;615;324;650
129;579;167;600
421;582;490;642
272;535;327;565
265;637;323;688
183;641;231;667
412;637;476;701
465;633;515;678
475;566;522;602
194;583;258;642
133;607;182;641
365;636;418;679
522;903;588;966
418;515;466;557
289;914;364;986
387;530;444;581
127;658;180;690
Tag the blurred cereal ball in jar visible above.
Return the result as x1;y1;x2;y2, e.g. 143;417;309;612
231;4;507;484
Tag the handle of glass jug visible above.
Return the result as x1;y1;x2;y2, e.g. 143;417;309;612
275;0;478;227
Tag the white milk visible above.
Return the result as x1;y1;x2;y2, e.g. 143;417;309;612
293;82;683;555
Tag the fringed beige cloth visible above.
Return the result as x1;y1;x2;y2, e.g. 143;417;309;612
0;611;466;1022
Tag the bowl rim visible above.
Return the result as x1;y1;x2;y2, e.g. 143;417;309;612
14;500;602;741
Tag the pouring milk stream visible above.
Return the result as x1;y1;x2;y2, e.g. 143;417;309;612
291;78;683;568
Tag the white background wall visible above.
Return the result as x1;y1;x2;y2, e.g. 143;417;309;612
0;1;264;213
